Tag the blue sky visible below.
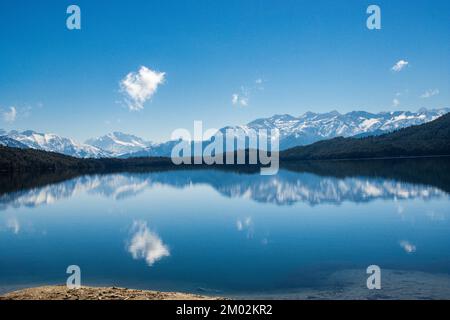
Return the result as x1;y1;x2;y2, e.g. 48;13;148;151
0;0;449;142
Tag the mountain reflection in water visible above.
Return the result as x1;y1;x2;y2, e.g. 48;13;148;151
1;158;449;209
1;158;450;299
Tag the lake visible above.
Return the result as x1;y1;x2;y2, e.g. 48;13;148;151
1;158;450;299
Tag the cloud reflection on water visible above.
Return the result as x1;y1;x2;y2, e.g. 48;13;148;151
127;220;170;267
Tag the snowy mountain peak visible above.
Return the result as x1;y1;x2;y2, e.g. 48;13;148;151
238;108;450;150
270;114;297;121
86;132;152;156
21;129;39;136
2;130;108;158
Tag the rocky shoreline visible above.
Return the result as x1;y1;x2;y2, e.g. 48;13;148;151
0;285;224;300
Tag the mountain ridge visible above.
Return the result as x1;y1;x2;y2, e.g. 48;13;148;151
85;131;153;156
239;108;449;150
114;108;450;158
281;112;450;160
1;113;450;173
1;108;448;158
0;130;109;158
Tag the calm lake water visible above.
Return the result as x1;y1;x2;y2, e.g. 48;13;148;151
1;159;450;299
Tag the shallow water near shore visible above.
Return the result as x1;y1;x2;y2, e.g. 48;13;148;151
1;159;450;299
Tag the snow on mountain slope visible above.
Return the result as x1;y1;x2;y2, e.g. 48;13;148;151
4;130;109;158
223;108;450;150
86;132;152;156
0;136;29;149
118;140;181;158
2;108;448;158
98;108;450;157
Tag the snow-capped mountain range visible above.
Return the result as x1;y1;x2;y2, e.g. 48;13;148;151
225;108;450;150
0;130;109;158
1;108;448;158
85;132;152;156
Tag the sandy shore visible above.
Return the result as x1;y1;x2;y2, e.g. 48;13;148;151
0;285;224;300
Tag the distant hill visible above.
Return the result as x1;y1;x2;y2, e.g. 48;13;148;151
281;113;450;160
0;146;173;173
0;146;100;172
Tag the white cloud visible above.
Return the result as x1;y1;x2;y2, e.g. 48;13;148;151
127;220;170;266
232;93;239;105
255;78;265;92
3;106;17;123
391;60;409;72
231;79;266;107
120;66;166;111
231;93;249;107
420;89;439;99
399;240;416;254
395;89;409;97
392;98;400;107
240;97;249;106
